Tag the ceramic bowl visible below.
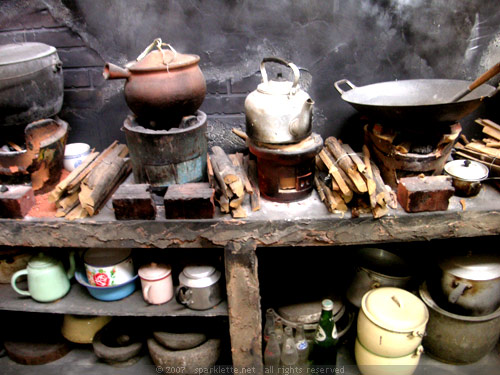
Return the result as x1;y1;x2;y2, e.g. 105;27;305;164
61;314;112;344
64;142;90;171
83;248;135;287
75;269;138;301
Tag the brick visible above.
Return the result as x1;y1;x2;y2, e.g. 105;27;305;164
397;175;454;213
200;95;246;115
164;182;215;219
89;68;106;88
0;31;26;45
63;69;90;88
0;185;35;218
25;28;85;48
57;47;104;68
0;5;57;31
206;79;229;95
63;88;103;109
230;74;261;94
112;184;156;220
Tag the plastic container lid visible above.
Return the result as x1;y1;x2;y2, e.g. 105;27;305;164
361;287;429;332
138;262;172;281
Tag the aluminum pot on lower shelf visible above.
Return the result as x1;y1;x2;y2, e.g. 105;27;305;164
419;281;500;364
177;265;223;310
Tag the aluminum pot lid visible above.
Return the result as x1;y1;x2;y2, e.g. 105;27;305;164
179;265;221;288
444;159;489;181
138;262;171;280
277;295;344;324
0;42;56;66
83;248;132;267
362;287;429;332
439;253;500;280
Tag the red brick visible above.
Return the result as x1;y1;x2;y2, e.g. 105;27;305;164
397;175;454;213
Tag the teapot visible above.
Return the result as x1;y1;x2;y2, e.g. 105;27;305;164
103;38;206;127
244;57;314;144
11;251;75;302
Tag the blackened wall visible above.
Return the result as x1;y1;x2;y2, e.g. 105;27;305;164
1;0;499;152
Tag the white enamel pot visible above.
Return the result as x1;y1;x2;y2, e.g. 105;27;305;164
355;337;423;375
83;248;135;287
357;287;429;358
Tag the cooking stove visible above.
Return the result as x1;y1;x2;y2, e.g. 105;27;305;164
248;133;323;203
122;110;208;193
364;122;462;189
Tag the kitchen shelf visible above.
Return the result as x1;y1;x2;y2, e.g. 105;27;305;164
0;282;228;317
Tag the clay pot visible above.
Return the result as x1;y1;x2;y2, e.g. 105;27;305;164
104;39;206;127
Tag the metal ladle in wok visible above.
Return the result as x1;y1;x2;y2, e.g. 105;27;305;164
334;61;500;129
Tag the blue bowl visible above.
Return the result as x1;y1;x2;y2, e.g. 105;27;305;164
75;270;138;301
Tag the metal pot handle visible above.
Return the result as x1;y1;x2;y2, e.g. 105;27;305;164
177;286;193;306
448;281;471;304
260;57;300;95
334;79;357;95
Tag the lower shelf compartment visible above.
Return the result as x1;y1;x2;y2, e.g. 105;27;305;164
0;282;228;317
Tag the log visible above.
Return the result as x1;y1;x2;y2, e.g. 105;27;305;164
341;143;366;173
247;159;261;212
231;205;247;218
465;142;500;158
229;153;253;194
231;128;248;141
482;126;500;142
210;155;233;200
79;144;131;216
211;147;244;198
318;149;351;197
65;204;88;221
476;118;500;133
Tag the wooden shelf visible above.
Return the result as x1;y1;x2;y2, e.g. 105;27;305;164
0;282;228;317
1;185;500;250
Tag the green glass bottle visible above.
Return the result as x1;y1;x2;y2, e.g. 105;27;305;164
309;299;339;366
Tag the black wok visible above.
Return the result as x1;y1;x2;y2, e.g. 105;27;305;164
334;78;498;128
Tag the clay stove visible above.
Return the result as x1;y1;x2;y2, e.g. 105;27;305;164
248;133;323;202
364;122;462;189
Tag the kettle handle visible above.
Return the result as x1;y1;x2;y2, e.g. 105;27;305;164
260;57;300;94
11;269;31;296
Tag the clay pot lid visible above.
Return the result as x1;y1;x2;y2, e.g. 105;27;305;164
362;287;429;332
138;262;172;280
127;49;200;72
0;42;56;66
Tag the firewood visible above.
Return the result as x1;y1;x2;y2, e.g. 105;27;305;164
318;149;351;197
229;153;253;194
465;142;500;158
231;205;247;218
395;141;411;154
361;145;376;196
247;159;261;212
211;156;233;200
476;118;500;133
210;147;244;197
207;153;216;188
314;174;326;202
79;144;131;216
65;204;88;221
482;126;500;142
49;151;99;203
341;143;366;173
486;141;500;148
231;128;248;141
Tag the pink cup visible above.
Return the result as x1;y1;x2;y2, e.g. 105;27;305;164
138;263;173;305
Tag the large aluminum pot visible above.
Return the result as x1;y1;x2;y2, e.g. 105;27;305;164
0;42;63;126
437;252;500;316
245;57;314;144
104;39;206;127
357;287;429;358
419;282;500;364
346;247;412;308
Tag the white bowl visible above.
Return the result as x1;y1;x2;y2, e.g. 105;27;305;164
64;143;90;171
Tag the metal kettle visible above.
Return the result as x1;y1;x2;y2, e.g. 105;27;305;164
244;57;314;144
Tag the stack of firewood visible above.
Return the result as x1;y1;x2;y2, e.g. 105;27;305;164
314;136;396;218
454;119;500;178
49;141;131;220
207;146;260;218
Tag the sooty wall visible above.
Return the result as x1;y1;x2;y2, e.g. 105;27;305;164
1;0;499;152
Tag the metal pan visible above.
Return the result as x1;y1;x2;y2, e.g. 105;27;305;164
334;78;498;127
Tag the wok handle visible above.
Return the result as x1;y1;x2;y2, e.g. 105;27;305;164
451;61;500;102
334;79;357;95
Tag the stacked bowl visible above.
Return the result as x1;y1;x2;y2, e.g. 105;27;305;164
354;287;429;375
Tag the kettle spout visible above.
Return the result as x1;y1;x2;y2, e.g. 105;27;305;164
67;250;76;280
103;62;131;80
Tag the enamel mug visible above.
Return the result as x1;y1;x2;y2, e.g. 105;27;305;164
138;263;173;305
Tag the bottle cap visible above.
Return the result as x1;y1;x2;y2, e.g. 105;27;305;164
321;299;334;311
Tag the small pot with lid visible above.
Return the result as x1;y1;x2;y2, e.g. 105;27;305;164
138;262;173;305
444;159;489;197
357;287;429;358
103;38;206;127
177;265;222;310
437;252;500;316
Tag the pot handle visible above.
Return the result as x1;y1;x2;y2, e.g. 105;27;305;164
448;281;471;304
177;286;193;306
11;269;31;296
333;79;357;95
260;57;300;95
136;38;177;66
